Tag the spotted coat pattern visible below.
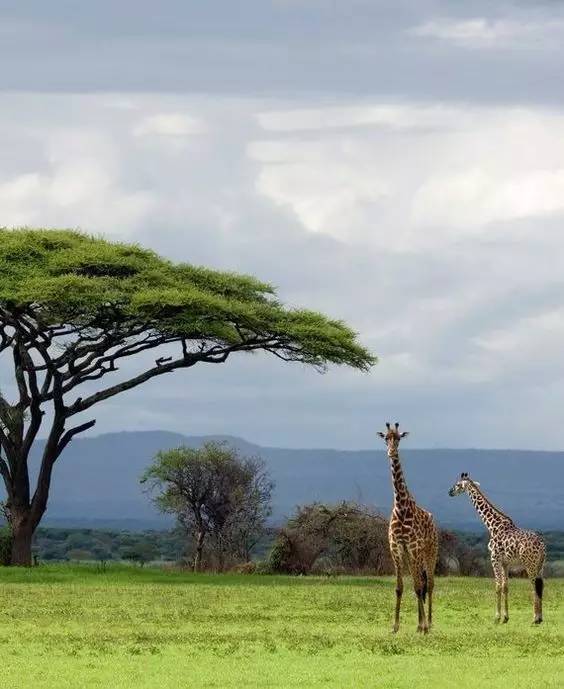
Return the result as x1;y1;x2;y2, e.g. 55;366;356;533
449;473;545;624
378;423;438;633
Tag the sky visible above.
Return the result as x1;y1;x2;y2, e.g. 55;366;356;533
2;0;564;449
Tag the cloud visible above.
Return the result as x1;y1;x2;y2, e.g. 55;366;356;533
1;1;564;108
0;126;156;234
411;16;564;50
251;103;564;245
2;92;564;449
256;104;464;133
132;113;207;137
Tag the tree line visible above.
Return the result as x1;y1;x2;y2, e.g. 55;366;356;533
2;438;562;574
5;439;555;576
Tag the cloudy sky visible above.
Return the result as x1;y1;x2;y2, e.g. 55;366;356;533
2;0;564;449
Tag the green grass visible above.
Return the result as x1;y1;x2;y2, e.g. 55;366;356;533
0;565;562;689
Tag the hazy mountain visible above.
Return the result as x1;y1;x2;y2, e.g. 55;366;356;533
8;431;563;530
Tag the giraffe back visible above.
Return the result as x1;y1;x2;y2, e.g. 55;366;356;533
489;524;545;575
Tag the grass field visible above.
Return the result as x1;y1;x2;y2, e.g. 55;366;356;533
0;565;562;689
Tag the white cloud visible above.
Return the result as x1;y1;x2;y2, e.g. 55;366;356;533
250;143;389;235
3;93;564;448
251;103;564;242
256;104;464;133
470;307;564;385
412;167;564;229
410;16;564;50
0;127;155;234
132;113;207;138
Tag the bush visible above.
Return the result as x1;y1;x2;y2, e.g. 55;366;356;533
254;560;272;575
231;561;257;574
268;529;318;575
437;529;488;576
268;502;393;575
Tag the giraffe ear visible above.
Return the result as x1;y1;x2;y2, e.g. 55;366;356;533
400;431;409;438
473;481;480;487
377;432;386;438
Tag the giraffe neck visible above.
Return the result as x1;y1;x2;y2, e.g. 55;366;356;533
388;449;413;509
466;482;513;535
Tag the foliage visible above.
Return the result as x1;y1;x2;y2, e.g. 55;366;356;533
142;442;273;570
0;228;375;372
34;527;184;563
437;530;488;576
0;565;562;688
121;542;159;566
66;548;93;562
28;526;564;574
269;504;521;577
268;502;392;575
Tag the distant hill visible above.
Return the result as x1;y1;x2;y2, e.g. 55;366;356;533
8;431;564;530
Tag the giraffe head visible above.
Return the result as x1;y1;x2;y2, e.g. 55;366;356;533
377;422;408;455
448;472;480;496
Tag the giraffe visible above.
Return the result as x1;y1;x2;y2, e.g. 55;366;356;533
448;472;545;624
378;422;438;633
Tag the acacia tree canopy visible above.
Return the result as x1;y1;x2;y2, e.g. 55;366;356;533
0;228;376;565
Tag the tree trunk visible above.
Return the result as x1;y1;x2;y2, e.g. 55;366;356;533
194;530;205;572
11;517;34;566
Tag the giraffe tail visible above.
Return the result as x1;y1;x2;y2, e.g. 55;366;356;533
421;570;428;603
535;577;544;599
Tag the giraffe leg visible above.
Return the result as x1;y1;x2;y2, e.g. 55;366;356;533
426;569;435;631
491;557;503;623
426;544;437;631
391;552;403;633
501;564;509;623
532;576;543;624
410;559;428;634
525;560;544;624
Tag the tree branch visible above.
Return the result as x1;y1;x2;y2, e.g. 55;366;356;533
67;351;201;415
56;419;96;459
66;337;278;416
0;455;13;500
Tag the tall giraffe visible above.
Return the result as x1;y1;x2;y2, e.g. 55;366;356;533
378;422;438;633
448;472;545;624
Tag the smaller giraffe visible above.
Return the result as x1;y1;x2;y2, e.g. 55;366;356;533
448;472;545;624
378;423;438;633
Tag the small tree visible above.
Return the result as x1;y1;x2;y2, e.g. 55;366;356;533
0;229;375;565
91;545;113;570
219;457;273;563
141;442;273;571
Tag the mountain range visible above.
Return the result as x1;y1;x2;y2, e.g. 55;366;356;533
6;431;563;530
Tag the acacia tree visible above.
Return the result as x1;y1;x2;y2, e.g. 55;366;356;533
0;229;375;565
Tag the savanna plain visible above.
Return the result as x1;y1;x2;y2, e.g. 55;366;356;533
0;565;562;689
